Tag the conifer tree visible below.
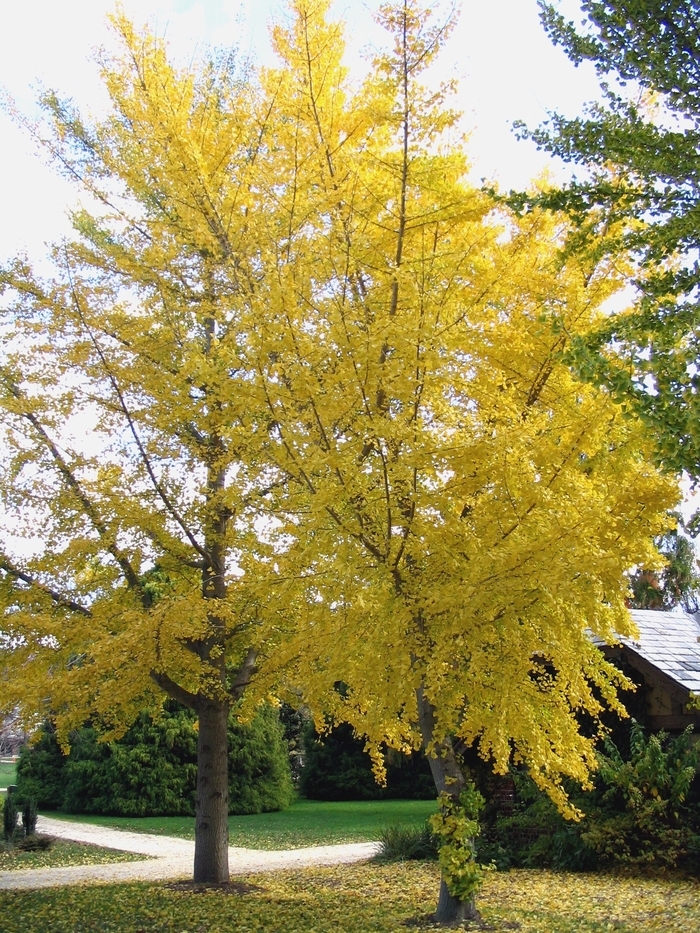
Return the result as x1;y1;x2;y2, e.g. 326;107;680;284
521;1;700;476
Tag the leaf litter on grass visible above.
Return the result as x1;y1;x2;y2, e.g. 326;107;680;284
0;862;698;933
0;839;149;871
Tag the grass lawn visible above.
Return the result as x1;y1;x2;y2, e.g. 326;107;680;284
1;861;698;933
0;760;17;789
0;839;148;872
42;798;437;849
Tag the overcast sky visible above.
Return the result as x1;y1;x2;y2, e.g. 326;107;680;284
0;0;602;263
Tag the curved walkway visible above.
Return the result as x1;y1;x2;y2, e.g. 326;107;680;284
0;816;379;890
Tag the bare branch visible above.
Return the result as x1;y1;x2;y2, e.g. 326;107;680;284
150;670;200;711
229;646;258;701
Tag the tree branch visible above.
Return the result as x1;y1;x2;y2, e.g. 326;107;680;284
4;377;142;591
65;268;212;566
229;646;258;701
150;670;200;711
0;554;92;617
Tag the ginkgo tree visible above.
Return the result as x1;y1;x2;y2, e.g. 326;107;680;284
0;15;279;884
242;0;678;921
0;0;679;920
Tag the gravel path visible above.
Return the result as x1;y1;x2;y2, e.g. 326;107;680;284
0;817;379;891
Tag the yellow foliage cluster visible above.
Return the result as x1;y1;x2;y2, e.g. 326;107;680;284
0;0;679;818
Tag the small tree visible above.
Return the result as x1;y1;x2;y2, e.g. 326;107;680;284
3;794;18;847
21;799;38;838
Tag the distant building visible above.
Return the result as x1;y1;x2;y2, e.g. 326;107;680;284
0;710;29;758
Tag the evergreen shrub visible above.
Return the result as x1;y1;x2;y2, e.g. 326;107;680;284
15;722;66;809
299;721;434;800
16;834;54;852
3;794;18;845
227;704;294;814
477;722;700;871
61;705;197;816
16;702;293;817
21;799;38;837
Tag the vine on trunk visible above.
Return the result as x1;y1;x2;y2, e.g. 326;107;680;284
429;785;485;903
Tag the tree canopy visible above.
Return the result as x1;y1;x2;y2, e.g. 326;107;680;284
628;519;700;612
0;11;278;882
520;0;700;476
239;0;677;918
0;0;680;918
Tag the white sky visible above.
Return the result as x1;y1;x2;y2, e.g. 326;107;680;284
0;0;602;264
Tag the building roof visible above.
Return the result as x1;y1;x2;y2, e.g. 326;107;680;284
611;609;700;697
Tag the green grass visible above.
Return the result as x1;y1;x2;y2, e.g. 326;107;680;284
0;760;17;789
1;862;698;933
43;798;437;849
0;839;148;872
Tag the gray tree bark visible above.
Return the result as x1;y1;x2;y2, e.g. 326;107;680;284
193;697;230;883
416;686;481;925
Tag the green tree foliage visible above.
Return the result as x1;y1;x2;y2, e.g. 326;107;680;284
278;703;307;785
16;704;292;817
586;721;700;866
61;708;197;817
479;722;700;871
518;1;700;475
628;520;700;611
14;723;66;810
227;705;294;815
2;794;18;846
20;799;37;837
300;722;434;801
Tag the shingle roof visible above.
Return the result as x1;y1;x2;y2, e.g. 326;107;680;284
616;610;700;695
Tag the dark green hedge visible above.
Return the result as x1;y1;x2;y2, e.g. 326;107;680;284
16;702;293;817
299;721;435;800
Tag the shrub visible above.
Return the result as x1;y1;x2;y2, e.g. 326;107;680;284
477;722;700;872
16;833;54;852
15;722;66;810
582;722;700;868
3;794;18;846
61;703;199;816
227;704;294;815
16;702;293;817
21;799;38;837
299;721;434;801
477;772;599;872
374;821;438;862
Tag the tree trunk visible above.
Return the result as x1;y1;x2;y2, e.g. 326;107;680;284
194;697;230;883
435;878;480;924
416;686;481;925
